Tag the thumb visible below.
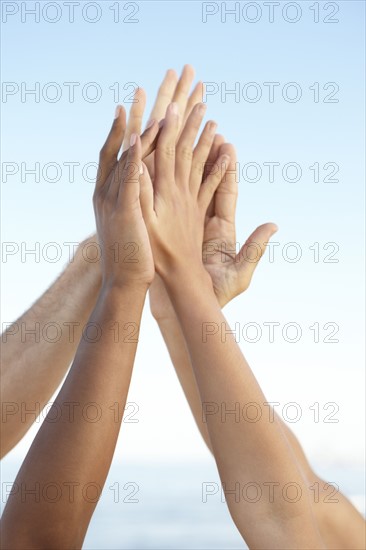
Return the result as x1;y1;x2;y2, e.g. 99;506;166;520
236;223;278;281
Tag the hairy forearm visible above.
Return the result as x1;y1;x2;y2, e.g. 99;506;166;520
0;238;101;457
1;283;146;549
163;268;323;549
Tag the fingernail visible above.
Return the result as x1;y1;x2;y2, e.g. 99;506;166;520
146;119;155;129
140;164;144;175
208;121;217;135
198;103;206;115
221;154;230;165
114;105;121;119
130;133;137;146
170;102;178;115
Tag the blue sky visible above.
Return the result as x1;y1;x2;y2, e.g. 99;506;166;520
1;0;365;494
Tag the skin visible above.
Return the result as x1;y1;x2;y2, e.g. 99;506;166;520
0;107;159;548
141;67;365;550
119;67;363;550
140;99;325;549
0;89;158;459
0;237;101;458
1;65;364;548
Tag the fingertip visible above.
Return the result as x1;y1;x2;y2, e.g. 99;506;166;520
167;68;178;79
258;222;279;235
195;102;207;116
214;134;225;145
221;153;231;166
219;142;235;152
269;223;279;235
114;105;122;119
114;104;126;126
206;120;217;135
134;87;146;102
182;64;195;78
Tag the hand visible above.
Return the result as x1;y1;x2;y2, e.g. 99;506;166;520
93;103;159;289
140;101;230;283
149;142;277;314
150;137;277;317
131;66;206;317
202;140;278;307
121;65;203;178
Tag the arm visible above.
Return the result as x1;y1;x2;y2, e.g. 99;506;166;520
165;275;324;549
0;237;101;458
1;107;159;549
0;87;157;458
113;66;214;448
143;67;365;549
141;100;324;548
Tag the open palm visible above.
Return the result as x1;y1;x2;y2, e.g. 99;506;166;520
203;140;277;307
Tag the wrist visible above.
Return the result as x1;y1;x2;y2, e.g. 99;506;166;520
149;282;177;323
72;237;101;281
163;264;214;298
101;278;149;299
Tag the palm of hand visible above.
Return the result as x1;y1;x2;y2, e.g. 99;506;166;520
203;215;244;308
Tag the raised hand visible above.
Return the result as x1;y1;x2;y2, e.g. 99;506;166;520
202;140;278;307
140;101;229;282
1;106;160;549
95;103;159;288
149;134;277;318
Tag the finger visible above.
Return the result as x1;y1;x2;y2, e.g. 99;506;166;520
139;162;155;221
154;102;180;191
141;119;160;158
118;119;160;171
182;81;204;128
205;134;226;217
123;87;147;152
97;105;126;190
117;133;143;206
199;154;230;212
213;143;238;222
236;223;279;280
190;119;217;193
176;102;206;183
172;64;195;127
147;69;178;125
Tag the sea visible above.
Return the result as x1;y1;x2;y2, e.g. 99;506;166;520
1;459;364;549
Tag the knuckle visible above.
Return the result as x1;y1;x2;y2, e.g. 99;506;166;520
194;160;205;177
160;144;175;159
177;144;193;162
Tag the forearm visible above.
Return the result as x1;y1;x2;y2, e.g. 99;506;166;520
165;268;324;549
156;315;212;451
0;238;101;457
280;423;365;549
1;283;146;549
